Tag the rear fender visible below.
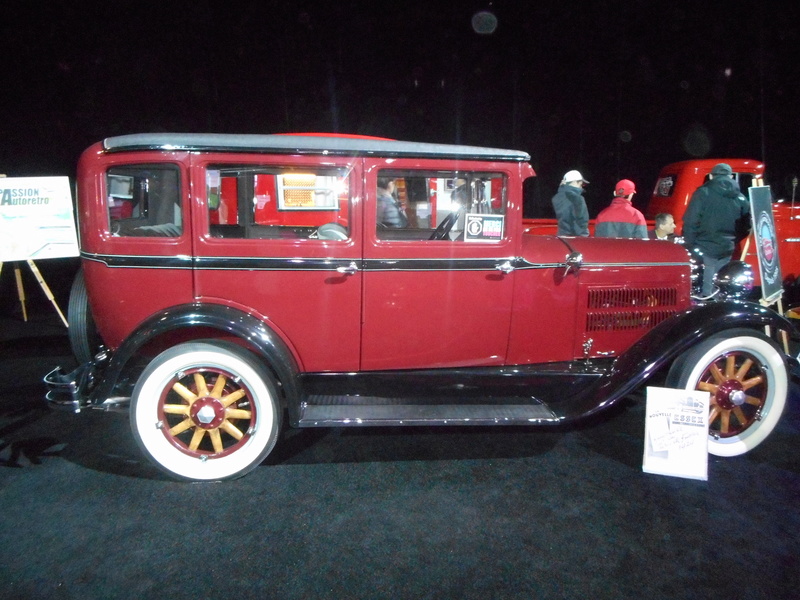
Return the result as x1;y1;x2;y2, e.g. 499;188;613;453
89;303;301;412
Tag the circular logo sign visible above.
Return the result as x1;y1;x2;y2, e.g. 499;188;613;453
757;210;780;285
467;219;483;236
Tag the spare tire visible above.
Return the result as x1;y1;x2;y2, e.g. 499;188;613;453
67;269;101;364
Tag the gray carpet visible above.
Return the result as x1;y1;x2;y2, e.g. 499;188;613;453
1;310;798;599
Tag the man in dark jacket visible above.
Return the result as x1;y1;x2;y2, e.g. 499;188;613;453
683;163;751;296
595;179;648;239
551;170;589;237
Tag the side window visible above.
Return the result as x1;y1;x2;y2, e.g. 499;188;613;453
654;175;676;198
107;164;182;237
736;173;755;194
207;166;351;240
376;170;507;242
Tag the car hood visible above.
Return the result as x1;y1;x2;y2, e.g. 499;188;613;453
520;233;691;267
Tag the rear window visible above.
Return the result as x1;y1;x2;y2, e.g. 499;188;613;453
107;164;182;237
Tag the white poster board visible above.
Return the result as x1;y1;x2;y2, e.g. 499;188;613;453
0;176;79;262
642;386;710;481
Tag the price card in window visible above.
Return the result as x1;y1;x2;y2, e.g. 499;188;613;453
642;386;710;481
0;176;79;262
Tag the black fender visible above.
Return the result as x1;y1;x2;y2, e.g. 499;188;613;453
559;300;799;421
89;303;301;414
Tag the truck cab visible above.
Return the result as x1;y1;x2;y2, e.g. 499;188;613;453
647;158;800;290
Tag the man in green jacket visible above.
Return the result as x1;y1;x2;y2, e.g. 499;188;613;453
551;169;589;237
683;163;751;297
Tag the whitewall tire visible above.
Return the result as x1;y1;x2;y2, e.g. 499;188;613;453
667;329;787;457
130;341;281;481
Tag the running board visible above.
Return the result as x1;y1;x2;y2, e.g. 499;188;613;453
298;396;560;427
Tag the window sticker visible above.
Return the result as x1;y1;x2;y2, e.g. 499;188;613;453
464;213;504;242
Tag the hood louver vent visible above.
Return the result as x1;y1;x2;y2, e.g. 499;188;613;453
586;287;679;332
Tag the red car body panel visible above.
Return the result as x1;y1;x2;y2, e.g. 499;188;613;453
74;136;700;374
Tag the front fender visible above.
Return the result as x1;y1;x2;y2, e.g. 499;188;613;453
560;300;797;420
89;303;301;409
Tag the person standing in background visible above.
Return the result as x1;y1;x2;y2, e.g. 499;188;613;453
682;163;751;296
594;179;647;239
551;170;589;237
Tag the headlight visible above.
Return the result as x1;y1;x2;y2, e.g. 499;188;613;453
714;261;754;298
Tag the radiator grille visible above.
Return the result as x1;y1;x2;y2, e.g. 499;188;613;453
586;287;679;332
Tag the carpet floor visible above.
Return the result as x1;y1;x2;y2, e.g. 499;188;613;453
1;312;798;600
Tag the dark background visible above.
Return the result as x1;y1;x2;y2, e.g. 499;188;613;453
2;4;799;596
2;0;799;218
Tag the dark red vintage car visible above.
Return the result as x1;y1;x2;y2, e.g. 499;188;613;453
46;133;798;481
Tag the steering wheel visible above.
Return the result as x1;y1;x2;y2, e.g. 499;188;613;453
429;210;460;240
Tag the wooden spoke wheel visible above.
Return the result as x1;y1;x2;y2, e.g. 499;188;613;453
667;329;787;457
131;342;281;481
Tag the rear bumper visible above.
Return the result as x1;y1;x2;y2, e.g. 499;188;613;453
44;346;130;413
44;363;96;413
44;362;131;413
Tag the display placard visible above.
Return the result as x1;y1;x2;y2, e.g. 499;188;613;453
642;386;709;481
749;185;782;303
464;213;504;242
0;176;79;262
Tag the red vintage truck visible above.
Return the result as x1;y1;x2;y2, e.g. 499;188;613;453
524;158;800;293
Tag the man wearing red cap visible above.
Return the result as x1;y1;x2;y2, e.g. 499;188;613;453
594;179;647;239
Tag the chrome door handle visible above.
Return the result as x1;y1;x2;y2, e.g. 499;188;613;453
495;260;515;274
336;261;359;275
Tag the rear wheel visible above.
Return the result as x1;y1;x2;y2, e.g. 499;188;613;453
666;329;787;456
130;341;281;481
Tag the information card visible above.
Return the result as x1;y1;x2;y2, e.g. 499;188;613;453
643;386;710;481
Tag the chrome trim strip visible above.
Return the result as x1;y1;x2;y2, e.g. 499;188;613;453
195;256;356;271
81;251;689;272
81;252;193;269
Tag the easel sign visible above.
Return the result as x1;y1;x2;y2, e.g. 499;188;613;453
0;176;79;262
748;185;782;304
0;176;78;326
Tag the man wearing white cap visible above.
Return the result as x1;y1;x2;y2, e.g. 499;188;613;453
551;169;590;237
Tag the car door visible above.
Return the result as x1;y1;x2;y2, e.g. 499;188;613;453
361;159;516;371
191;154;363;372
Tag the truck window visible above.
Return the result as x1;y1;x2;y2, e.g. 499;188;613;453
207;166;351;240
376;170;506;242
107;164;182;237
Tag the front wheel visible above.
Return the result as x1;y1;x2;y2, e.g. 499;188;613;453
130;341;281;481
666;329;787;457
